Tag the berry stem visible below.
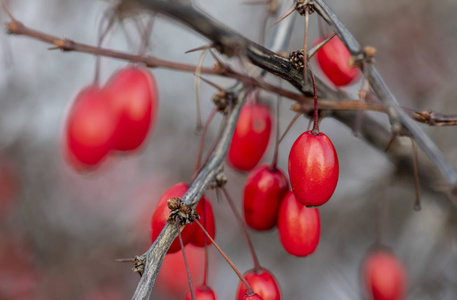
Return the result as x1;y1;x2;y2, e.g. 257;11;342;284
308;64;320;135
192;217;255;295
411;137;422;211
194;48;210;133
303;9;309;90
137;14;155;57
202;199;209;286
94;11;115;85
271;84;282;170
203;237;209;286
221;187;261;271
194;108;217;176
176;217;195;300
278;111;301;144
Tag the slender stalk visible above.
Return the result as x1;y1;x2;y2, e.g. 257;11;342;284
308;64;319;134
411;138;422;211
271;84;282;169
192;218;254;295
194;108;217;176
176;217;195;300
221;187;261;271
278;111;301;144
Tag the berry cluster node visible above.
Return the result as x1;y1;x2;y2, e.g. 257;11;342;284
167;197;200;226
295;0;315;16
212;91;237;114
288;49;306;71
132;255;146;276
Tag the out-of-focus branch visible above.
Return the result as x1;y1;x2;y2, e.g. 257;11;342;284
5;18;457;127
311;0;457;192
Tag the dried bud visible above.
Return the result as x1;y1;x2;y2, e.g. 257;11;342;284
167;197;181;210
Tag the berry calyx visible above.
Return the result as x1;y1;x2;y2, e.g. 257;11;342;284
315;36;360;87
363;249;407;300
288;131;339;207
236;268;281;300
243;165;289;230
64;85;117;169
277;191;320;257
184;284;217;300
228;102;272;171
104;66;158;151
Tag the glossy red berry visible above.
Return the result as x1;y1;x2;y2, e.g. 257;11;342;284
288;131;338;207
315;36;360;87
277;191;320;257
243;294;263;300
184;284;217;300
189;196;216;247
363;249;407;300
65;85;117;169
150;183;193;253
236;268;281;300
228;102;272;171
104;66;158;151
243;165;289;230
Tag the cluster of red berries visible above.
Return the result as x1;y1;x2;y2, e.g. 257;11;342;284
64;65;158;171
227;102;336;259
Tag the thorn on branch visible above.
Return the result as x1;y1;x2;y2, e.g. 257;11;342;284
167;197;200;226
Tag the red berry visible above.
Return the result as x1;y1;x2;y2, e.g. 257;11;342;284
150;183;193;253
277;191;320;257
363;249;407;300
184;284;217;300
288;131;338;207
65;85;117;169
189;196;216;247
228;102;272;171
236;268;281;300
315;36;359;87
104;66;158;151
243;294;263;300
243;165;289;230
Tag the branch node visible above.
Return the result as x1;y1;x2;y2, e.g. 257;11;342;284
212;90;238;114
288;49;306;71
167;197;199;226
295;0;315;15
133;255;146;277
6;21;23;34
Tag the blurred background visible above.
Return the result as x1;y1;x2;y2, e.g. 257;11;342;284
1;0;457;299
